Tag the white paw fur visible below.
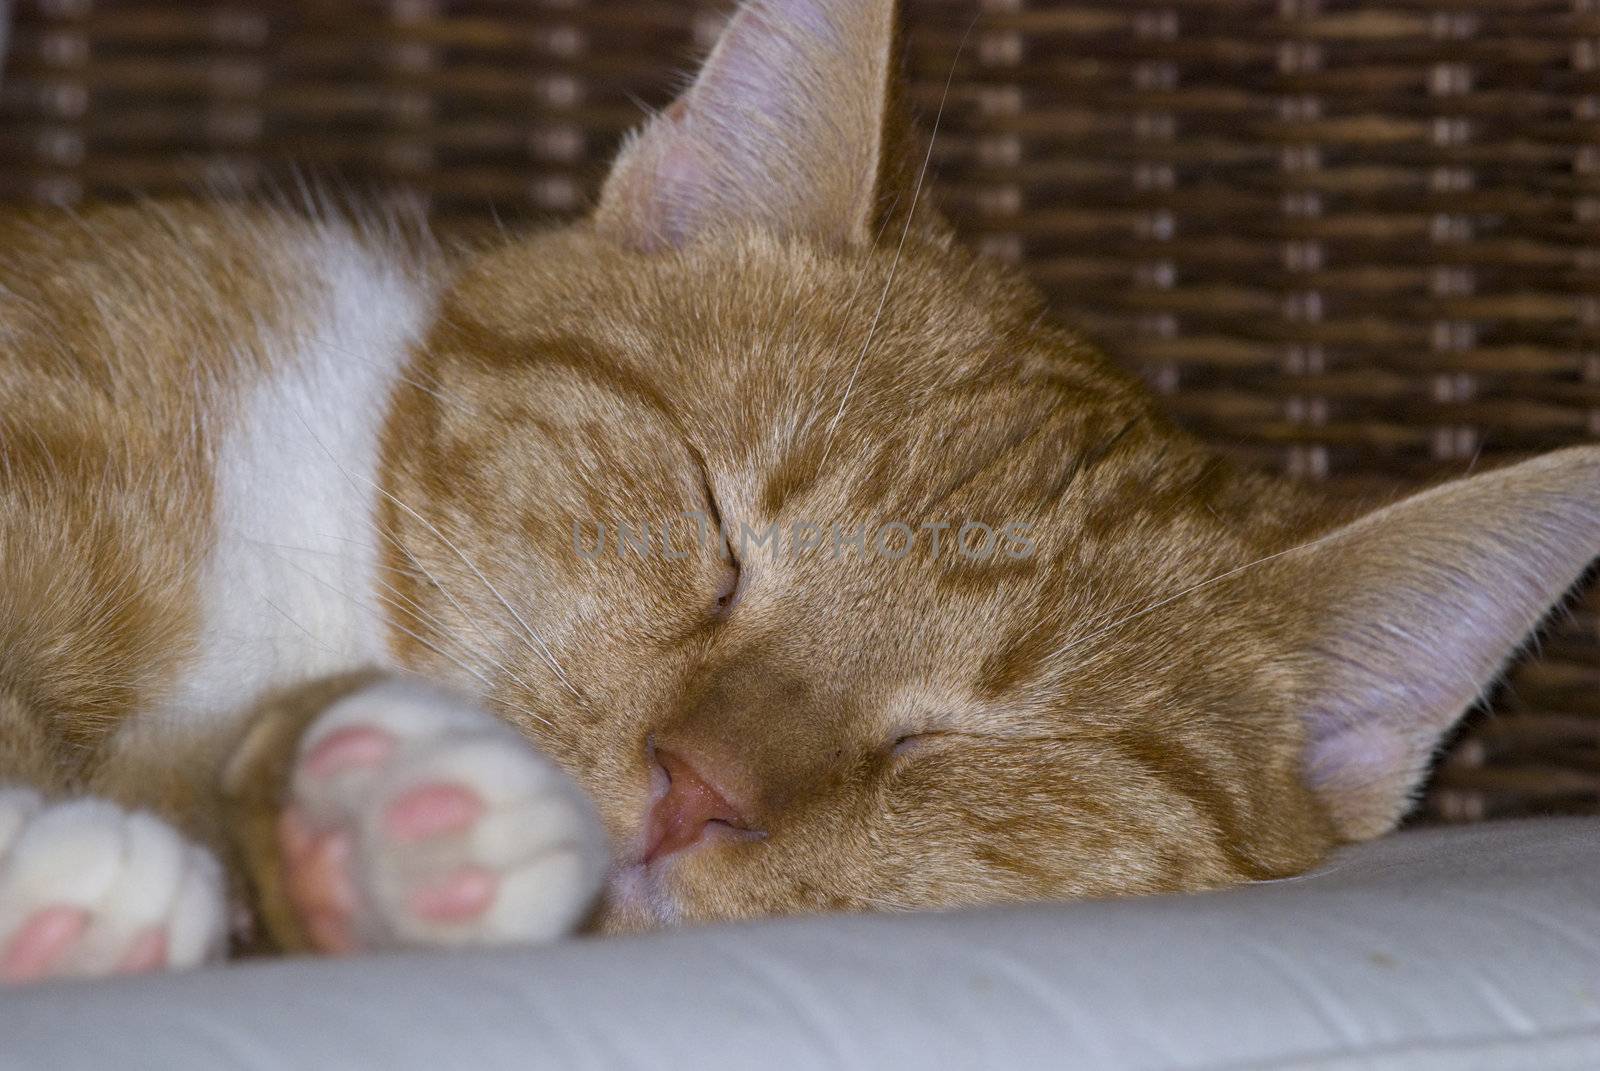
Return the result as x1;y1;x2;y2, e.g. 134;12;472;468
288;678;608;948
0;788;228;981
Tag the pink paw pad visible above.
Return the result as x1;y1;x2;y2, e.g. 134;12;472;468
277;680;606;951
384;784;485;843
1;906;89;983
410;867;498;922
304;909;357;954
303;726;396;778
278;808;359;954
116;928;169;974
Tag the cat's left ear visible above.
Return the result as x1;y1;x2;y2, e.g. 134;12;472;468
1270;446;1600;839
593;0;934;251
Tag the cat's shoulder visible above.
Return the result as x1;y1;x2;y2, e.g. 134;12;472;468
0;198;441;400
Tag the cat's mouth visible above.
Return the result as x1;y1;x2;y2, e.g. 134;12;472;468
596;748;768;932
602;860;679;929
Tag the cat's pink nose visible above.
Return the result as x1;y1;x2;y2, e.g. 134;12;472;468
643;748;750;863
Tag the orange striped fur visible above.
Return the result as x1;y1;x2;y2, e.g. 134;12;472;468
1;0;1597;968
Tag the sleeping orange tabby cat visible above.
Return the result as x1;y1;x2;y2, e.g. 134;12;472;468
0;0;1596;983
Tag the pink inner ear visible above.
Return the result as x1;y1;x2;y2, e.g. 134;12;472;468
776;0;845;44
595;0;893;250
693;2;825;134
648;118;708;251
718;0;843;66
671;0;852;185
1303;717;1408;796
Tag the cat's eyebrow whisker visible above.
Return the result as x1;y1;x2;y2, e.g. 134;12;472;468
370;546;489;647
816;14;976;468
235;476;514;684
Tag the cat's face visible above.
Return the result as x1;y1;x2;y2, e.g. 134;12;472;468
379;0;1600;931
386;225;1338;929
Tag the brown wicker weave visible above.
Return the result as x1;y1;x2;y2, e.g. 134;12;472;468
1;0;1597;822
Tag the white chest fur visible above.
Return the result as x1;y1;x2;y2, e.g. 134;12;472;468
127;232;434;748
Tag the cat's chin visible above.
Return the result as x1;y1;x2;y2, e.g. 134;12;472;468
592;861;678;935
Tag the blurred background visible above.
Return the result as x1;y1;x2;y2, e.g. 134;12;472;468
0;0;1597;822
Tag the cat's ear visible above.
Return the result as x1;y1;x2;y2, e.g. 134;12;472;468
1274;446;1600;839
593;0;929;251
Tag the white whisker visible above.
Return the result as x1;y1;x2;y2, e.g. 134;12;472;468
260;541;513;706
1048;528;1348;665
369;537;549;703
262;596;337;657
370;481;582;702
290;412;584;704
816;15;975;466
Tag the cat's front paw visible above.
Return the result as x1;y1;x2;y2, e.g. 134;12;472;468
278;679;606;952
0;789;227;983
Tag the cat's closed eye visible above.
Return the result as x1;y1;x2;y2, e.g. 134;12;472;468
889;731;950;759
697;462;742;621
711;558;741;620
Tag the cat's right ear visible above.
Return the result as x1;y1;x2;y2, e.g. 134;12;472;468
593;0;934;252
1268;445;1600;840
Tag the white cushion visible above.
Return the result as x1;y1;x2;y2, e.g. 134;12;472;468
3;817;1598;1069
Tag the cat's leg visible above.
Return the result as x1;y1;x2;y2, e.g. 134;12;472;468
0;691;228;983
223;672;607;954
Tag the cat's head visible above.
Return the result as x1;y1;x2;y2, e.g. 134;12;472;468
380;0;1600;931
